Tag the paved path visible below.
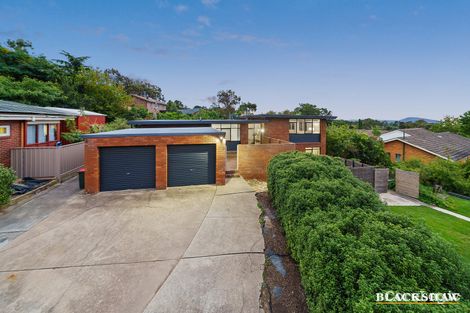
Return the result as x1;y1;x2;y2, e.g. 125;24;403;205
380;191;470;222
0;177;264;313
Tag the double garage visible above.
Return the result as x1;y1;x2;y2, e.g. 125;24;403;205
83;128;226;193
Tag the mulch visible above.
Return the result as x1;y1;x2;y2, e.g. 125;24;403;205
256;192;309;313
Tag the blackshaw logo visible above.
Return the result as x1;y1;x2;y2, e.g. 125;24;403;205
376;291;461;305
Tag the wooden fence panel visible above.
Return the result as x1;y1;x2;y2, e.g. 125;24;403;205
395;169;419;198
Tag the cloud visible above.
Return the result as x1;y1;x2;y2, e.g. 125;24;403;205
130;45;169;56
156;0;169;8
111;33;129;43
201;0;219;8
197;15;211;27
174;4;188;13
73;26;106;36
214;32;285;47
368;14;377;21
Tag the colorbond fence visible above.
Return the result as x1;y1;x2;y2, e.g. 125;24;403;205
11;142;84;181
395;168;420;198
341;158;389;193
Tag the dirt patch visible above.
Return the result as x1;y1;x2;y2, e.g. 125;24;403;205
257;192;309;313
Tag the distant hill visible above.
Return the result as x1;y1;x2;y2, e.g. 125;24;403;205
399;117;439;124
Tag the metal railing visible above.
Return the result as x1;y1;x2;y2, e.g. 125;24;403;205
10;142;84;181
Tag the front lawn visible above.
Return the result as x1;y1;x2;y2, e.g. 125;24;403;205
389;206;470;266
444;195;470;218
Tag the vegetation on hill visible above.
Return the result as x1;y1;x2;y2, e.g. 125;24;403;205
0;39;162;120
268;152;470;312
0;165;16;205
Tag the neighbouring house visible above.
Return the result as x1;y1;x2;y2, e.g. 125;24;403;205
0;100;67;167
380;128;470;163
45;107;106;133
83;114;335;193
130;94;166;114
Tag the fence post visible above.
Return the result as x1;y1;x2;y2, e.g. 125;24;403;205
56;146;62;182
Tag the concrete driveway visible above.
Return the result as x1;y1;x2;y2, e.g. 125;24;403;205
0;177;264;313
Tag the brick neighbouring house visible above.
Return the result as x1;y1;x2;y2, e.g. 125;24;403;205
380;128;470;163
83;115;335;193
0;100;67;167
130;94;167;114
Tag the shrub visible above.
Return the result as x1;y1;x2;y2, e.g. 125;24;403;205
268;152;470;312
0;165;16;205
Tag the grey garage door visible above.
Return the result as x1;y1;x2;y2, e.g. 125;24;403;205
167;144;216;187
99;146;155;191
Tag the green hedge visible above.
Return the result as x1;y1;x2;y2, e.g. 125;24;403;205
268;152;470;312
0;165;16;205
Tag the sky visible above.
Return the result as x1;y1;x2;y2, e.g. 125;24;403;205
1;0;470;120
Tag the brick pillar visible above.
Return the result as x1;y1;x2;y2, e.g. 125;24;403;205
84;140;100;193
216;140;226;185
155;145;167;190
240;124;248;144
320;120;327;154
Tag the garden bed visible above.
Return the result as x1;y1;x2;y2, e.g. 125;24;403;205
257;191;308;313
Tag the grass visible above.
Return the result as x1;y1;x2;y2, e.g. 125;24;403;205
389;206;470;266
444;195;470;218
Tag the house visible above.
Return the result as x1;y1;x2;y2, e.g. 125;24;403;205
83;114;335;193
380;128;470;163
45;107;106;132
0;100;67;167
130;94;167;114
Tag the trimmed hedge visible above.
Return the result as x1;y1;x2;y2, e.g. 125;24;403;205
0;164;16;205
268;152;470;312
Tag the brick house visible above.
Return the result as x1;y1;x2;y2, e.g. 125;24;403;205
380;128;470;163
0;100;67;167
130;94;167;114
83;115;335;193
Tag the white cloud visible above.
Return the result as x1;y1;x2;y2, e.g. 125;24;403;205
201;0;219;8
174;4;188;13
214;32;285;47
197;15;211;27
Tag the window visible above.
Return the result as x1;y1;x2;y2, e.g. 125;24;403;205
305;147;320;155
50;124;57;141
395;154;401;162
27;125;37;144
0;125;11;138
211;123;240;141
248;123;264;144
289;119;320;134
38;124;48;143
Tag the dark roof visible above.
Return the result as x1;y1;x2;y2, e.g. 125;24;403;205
245;114;337;120
131;94;166;105
384;128;470;161
82;127;225;139
0;100;66;116
128;119;267;126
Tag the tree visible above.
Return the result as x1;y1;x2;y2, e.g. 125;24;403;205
430;116;461;134
166;100;186;112
327;125;391;166
293;103;332;116
192;108;225;119
54;51;90;74
59;68;131;120
460;110;470;137
0;75;64;106
105;68;164;100
0;40;61;81
216;90;241;118
237;102;257;115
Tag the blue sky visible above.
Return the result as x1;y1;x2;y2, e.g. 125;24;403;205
1;0;470;120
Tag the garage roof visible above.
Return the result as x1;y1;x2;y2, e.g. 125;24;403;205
82;127;225;138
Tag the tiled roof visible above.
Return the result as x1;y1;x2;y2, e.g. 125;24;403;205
385;128;470;161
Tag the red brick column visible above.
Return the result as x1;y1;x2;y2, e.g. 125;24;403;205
240;124;248;144
155;145;167;190
84;139;100;193
320;120;327;154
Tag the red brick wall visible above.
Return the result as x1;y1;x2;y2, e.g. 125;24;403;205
84;135;226;193
237;143;296;180
384;140;437;163
264;120;289;141
0;121;23;167
77;115;106;132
